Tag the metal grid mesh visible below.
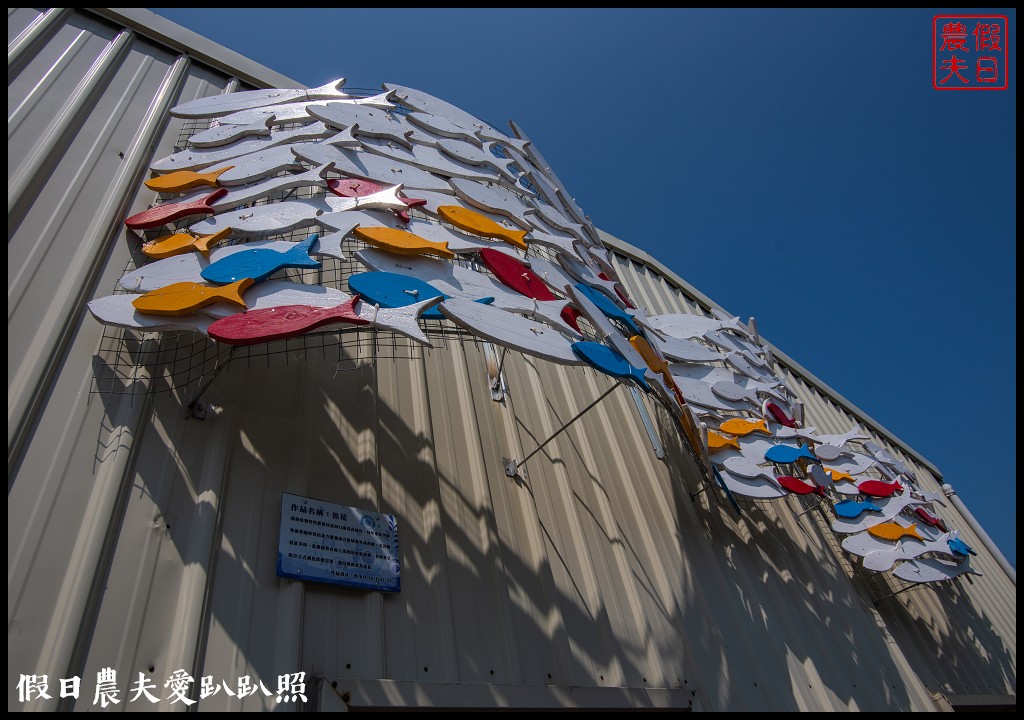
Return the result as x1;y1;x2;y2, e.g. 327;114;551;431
90;103;581;405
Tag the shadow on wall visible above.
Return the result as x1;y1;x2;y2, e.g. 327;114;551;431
77;334;1013;710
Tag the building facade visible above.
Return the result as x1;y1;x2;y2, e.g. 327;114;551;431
8;8;1016;711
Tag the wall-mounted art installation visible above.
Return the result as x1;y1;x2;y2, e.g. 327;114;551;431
86;74;977;602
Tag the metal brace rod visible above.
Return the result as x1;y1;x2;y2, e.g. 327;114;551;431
872;582;929;606
688;485;711;500
494;347;509;384
797;497;826;517
504;383;618;477
186;346;238;417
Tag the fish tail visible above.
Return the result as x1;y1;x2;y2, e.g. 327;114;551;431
290;233;320;257
507;230;528;250
193;227;233;255
312;77;347;95
208;165;234;181
218;278;254;308
204;187;229;206
286;235;323;268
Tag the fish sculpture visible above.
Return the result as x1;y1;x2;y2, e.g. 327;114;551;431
125;188;227;230
721;456;777;482
861;533;968;572
855;479;903;498
913;507;948;532
437;205;527;250
572;342;649;389
132;278;253;316
478;248;582;333
207;297;372;345
833;498;884;519
150;122;333;172
352;226;455;260
947;535;976;556
776;475;825;496
142;228;233;259
87;294;215;334
893;557;981;584
201;233;321;284
714;464;788;500
764;401;797;428
810;426;869;447
145;166;234;193
707;431;741;452
718;418;771;437
645;313;752;341
189;186;409;237
575;284;642;336
170;77;350;119
825;467;857;483
710;380;760;406
764;444;817;464
347;271;492;320
188;115;275;148
831;490;927;534
439;298;583;366
810;443;851;462
867;522;925;542
213;92;396;127
327;176;426;223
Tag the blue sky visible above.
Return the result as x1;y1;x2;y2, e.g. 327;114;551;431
150;8;1016;567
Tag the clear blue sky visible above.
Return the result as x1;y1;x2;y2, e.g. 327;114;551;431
150;8;1016;567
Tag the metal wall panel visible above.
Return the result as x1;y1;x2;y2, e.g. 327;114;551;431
8;7;1014;713
610;246;1017;704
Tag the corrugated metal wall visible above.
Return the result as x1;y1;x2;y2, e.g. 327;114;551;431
8;8;1015;712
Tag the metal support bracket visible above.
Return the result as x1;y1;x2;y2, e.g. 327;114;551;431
185;345;238;418
503;383;618;477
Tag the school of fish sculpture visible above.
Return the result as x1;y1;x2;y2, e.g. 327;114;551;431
88;75;979;595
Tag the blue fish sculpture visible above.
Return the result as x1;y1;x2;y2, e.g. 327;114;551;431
833;498;883;519
764;444;817;464
201;233;321;284
572;341;649;389
348;271;493;319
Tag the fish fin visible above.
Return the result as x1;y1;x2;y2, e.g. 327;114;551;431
291;233;320;256
507;230;528;250
219;278;254;307
208;165;235;181
204;187;229;206
318;162;337;179
193;227;233;255
311;77;347;96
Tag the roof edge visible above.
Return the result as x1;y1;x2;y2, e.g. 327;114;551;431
86;8;304;90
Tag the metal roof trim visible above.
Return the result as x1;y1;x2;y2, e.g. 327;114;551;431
87;8;304;90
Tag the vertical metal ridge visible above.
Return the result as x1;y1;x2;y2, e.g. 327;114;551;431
8;28;134;226
7;7;73;76
30;339;158;712
160;401;238;704
7;53;190;477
